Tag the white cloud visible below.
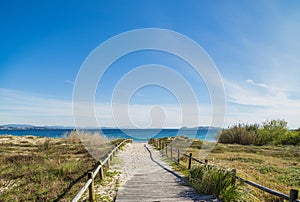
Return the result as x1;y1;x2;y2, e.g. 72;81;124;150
239;13;300;93
246;79;268;89
0;88;217;128
3;75;299;129
0;88;73;126
64;80;74;85
219;4;300;129
93;103;215;128
221;3;300;101
224;79;300;128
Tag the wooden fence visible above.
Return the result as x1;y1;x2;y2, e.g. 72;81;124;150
150;138;299;202
72;139;132;202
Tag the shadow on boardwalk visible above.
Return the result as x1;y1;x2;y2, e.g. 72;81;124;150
115;143;219;202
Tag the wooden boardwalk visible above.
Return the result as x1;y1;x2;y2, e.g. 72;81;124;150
115;143;217;202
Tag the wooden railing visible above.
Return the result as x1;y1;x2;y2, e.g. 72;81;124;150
72;139;132;202
150;138;299;202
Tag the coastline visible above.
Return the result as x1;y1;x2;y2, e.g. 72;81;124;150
0;128;219;142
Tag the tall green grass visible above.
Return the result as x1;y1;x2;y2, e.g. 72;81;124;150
189;165;240;202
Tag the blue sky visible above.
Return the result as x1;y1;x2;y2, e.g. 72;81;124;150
1;1;300;128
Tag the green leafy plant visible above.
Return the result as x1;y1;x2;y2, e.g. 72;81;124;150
257;120;288;145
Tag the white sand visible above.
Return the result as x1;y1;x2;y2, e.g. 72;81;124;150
113;142;163;186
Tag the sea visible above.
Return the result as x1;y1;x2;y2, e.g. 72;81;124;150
0;128;219;142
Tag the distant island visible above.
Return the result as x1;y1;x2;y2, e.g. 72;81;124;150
0;124;74;130
180;126;221;130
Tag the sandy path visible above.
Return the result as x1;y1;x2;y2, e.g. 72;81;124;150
113;142;163;186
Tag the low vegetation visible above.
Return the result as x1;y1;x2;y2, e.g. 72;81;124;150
189;165;239;201
152;135;300;202
0;131;124;201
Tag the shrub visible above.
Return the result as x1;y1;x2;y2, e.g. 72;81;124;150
189;165;239;202
278;131;300;146
257;120;288;145
218;120;299;146
217;123;258;145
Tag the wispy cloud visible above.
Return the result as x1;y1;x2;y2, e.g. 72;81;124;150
136;92;145;97
241;11;300;92
94;103;214;128
2;82;299;128
217;2;300;129
246;79;268;89
64;80;74;85
0;88;216;128
224;79;300;128
0;88;73;126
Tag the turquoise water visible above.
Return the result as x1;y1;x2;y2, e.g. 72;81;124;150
0;128;219;142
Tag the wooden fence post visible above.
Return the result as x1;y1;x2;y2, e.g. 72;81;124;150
170;145;173;160
165;145;168;157
188;153;192;169
99;161;104;180
110;153;113;162
232;169;237;185
177;149;180;163
106;155;110;168
88;172;95;202
289;189;298;202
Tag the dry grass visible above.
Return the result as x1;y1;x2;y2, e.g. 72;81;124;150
188;144;300;201
0;133;124;201
154;138;300;202
64;130;114;161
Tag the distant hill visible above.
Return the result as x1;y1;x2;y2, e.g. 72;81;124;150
2;124;34;128
0;124;222;130
0;124;74;130
180;126;221;130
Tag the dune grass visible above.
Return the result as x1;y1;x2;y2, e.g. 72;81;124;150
190;145;299;201
153;137;300;202
205;144;300;201
0;132;124;201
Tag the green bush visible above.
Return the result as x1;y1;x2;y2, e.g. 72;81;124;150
217;123;258;145
256;120;288;145
278;131;300;146
189;165;239;201
217;120;300;146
